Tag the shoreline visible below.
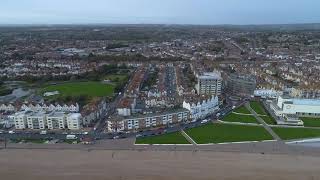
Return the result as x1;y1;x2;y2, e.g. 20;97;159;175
1;148;320;180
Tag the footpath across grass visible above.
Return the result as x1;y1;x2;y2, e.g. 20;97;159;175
260;115;276;125
300;117;320;127
272;127;320;140
250;101;277;125
222;113;259;124
135;132;190;144
185;123;273;144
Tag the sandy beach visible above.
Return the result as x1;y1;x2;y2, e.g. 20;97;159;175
0;149;320;180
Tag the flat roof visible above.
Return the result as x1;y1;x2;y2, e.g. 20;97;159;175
291;99;320;106
199;72;222;80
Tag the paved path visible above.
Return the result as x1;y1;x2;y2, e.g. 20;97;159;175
217;120;263;127
232;111;268;117
181;130;197;145
245;103;282;142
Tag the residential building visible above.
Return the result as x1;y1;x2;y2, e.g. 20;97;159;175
19;103;79;112
254;89;283;99
0;104;15;111
26;111;47;129
226;73;256;96
47;112;66;130
196;71;222;96
108;108;190;132
81;98;107;126
13;111;28;129
183;96;219;120
67;113;82;130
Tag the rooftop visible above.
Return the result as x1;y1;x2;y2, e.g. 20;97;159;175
199;71;222;80
281;95;320;106
124;107;189;120
290;99;320;106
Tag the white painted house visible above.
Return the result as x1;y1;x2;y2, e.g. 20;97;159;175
183;96;219;121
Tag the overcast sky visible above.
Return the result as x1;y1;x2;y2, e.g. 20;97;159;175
0;0;319;25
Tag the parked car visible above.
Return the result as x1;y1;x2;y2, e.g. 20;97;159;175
66;135;77;140
201;119;208;124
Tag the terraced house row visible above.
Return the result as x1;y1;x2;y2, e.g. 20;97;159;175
108;108;190;132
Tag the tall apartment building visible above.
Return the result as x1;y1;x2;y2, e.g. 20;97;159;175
13;111;82;130
67;113;82;130
226;73;256;96
27;111;47;129
47;112;66;130
13;111;28;129
196;72;222;96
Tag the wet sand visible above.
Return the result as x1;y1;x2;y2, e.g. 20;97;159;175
0;149;320;180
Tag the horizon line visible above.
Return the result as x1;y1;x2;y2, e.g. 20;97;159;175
0;22;320;27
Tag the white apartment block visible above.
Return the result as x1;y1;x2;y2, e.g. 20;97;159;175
47;112;66;130
196;72;222;96
13;111;28;130
12;111;82;130
67;113;82;130
26;111;47;130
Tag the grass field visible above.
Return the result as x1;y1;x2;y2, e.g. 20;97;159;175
41;81;115;98
272;127;320;140
260;115;276;125
222;113;259;124
185;123;273;144
233;106;251;114
300;117;320;127
135;132;190;144
250;101;267;115
250;101;276;125
103;74;128;84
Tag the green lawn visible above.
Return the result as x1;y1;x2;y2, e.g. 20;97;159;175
41;81;115;98
185;123;273;144
135;132;190;144
272;127;320;140
233;106;251;114
300;117;320;127
103;74;128;84
250;101;267;115
249;101;276;125
222;113;259;124
260;115;276;125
